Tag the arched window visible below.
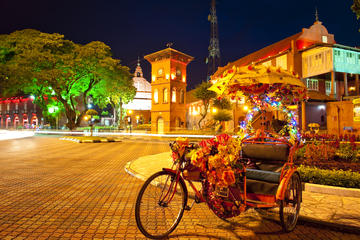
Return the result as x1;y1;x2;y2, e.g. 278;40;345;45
180;89;184;104
163;88;168;103
137;72;140;77
154;89;159;104
171;87;176;103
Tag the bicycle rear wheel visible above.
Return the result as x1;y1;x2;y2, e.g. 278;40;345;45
279;172;301;232
135;170;188;239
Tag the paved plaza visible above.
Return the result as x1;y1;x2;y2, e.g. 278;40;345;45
0;136;359;239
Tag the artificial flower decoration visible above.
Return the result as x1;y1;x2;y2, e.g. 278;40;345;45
190;134;242;187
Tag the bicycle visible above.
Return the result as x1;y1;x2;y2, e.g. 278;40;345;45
135;133;302;239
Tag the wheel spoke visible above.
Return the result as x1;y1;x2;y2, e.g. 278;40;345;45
135;171;187;238
280;173;301;232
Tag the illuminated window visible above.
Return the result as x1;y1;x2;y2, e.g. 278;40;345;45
180;89;184;104
176;67;182;77
158;68;163;76
6;103;10;111
171;88;176;103
275;55;287;70
322;36;328;43
325;81;336;95
346;52;355;64
163;88;168;103
154;89;159;104
306;79;319;91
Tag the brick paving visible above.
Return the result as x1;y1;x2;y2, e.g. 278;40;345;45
0;136;359;239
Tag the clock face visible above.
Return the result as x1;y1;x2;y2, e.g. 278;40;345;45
158;68;163;76
176;68;181;76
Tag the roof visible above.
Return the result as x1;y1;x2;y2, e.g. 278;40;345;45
144;47;194;63
213;32;302;78
212;21;335;79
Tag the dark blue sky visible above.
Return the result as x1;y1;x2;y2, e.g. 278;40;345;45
1;0;359;89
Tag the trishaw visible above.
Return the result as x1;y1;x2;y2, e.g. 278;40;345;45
135;65;307;239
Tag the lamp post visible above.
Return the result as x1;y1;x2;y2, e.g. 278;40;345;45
127;110;133;133
48;106;60;130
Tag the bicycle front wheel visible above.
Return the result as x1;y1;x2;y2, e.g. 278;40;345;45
135;170;188;239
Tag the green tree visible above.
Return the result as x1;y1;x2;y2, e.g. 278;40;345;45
91;66;136;128
352;0;360;31
193;81;217;129
0;29;133;130
212;98;232;110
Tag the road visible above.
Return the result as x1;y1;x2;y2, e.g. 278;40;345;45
0;136;359;240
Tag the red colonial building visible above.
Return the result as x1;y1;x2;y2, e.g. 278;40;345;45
0;96;42;129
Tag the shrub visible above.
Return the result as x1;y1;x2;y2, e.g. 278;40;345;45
298;165;360;189
336;144;356;162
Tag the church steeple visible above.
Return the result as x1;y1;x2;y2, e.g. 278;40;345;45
314;8;321;24
134;57;143;78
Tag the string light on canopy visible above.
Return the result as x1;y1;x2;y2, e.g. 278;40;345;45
209;64;307;143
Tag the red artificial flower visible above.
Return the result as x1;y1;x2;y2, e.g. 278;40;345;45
222;170;236;186
199;140;208;148
172;151;179;161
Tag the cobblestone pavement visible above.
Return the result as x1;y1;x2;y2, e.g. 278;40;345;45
0;136;359;240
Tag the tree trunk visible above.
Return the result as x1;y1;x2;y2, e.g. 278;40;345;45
118;100;124;128
197;101;209;129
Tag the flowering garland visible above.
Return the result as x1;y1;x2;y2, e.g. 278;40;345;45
239;94;301;144
190;134;242;187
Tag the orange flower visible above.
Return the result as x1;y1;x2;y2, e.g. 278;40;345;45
222;170;236;186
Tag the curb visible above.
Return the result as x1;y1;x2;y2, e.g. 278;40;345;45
304;182;360;198
124;161;147;182
60;137;122;143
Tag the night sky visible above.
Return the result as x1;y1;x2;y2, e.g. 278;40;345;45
1;0;359;89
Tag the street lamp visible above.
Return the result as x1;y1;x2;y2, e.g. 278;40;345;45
127;110;133;133
48;106;60;129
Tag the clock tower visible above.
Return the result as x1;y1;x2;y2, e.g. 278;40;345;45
144;47;193;133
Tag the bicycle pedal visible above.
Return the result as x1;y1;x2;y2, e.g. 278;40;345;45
185;205;191;211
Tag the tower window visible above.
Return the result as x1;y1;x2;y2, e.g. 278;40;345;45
172;88;176;103
180;89;184;104
176;67;182;77
163;88;168;103
154;89;159;104
137;72;140;77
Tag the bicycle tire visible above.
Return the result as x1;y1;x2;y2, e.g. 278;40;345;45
135;170;188;239
279;172;301;232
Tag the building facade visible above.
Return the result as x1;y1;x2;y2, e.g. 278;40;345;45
145;47;193;133
211;17;360;132
0;96;42;129
123;60;152;127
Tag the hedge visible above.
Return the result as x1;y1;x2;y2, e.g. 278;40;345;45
298;165;360;189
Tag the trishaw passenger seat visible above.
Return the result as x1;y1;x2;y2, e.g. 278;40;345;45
245;169;280;183
242;143;289;162
241;143;290;195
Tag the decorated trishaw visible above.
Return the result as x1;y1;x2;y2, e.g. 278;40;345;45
135;65;307;239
